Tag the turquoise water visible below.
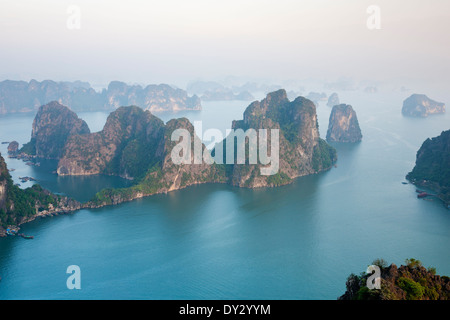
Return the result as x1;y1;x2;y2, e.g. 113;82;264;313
0;93;449;299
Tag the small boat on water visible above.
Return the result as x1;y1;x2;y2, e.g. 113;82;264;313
417;192;429;198
6;229;34;239
18;233;34;239
6;228;17;236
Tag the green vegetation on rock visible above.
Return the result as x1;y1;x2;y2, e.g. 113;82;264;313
228;90;337;188
312;138;337;172
266;171;291;186
20;101;90;159
339;258;450;300
14;90;339;213
19;139;36;156
407;130;450;206
0;153;60;228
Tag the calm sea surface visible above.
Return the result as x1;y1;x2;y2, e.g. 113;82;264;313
0;91;449;299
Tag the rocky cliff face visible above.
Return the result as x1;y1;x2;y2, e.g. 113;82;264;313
326;104;362;143
21;101;90;159
0;152;83;235
58;106;166;179
84;90;336;206
223;89;336;188
57;105;225;185
35;90;335;206
407;130;450;206
402;94;446;117
0;79;201;114
7;141;19;155
158;118;227;191
0;153;8;211
89;116;227;207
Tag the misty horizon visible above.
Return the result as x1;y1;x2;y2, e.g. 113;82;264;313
1;0;449;94
1;0;450;303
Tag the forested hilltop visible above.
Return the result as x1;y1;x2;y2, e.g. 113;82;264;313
0;153;82;235
340;258;450;300
407;130;450;207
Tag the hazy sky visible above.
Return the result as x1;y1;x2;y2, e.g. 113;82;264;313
1;0;449;90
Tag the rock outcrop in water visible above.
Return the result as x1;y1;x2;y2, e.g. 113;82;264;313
0;79;201;114
7;141;19;155
60;90;336;205
327;92;340;107
20;101;90;159
406;130;450;206
0;79;97;114
222;89;337;188
57;106;165;178
57;106;226;186
402;94;446;117
326;104;362;143
339;258;450;300
12;89;337;214
88;116;227;207
0;153;83;236
57;90;336;188
105;81;201;112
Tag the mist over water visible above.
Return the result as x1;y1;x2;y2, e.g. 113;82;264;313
1;0;450;300
1;1;450;92
0;88;449;299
